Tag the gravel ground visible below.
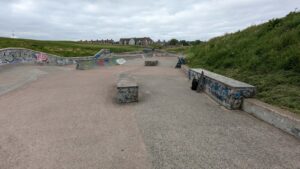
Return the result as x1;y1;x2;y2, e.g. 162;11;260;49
0;57;299;169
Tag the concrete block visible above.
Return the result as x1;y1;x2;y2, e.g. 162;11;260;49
117;75;138;103
189;68;256;109
145;60;158;66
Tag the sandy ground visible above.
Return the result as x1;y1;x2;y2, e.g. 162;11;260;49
0;58;299;169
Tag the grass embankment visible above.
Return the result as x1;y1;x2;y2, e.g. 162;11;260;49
187;12;300;114
0;38;142;57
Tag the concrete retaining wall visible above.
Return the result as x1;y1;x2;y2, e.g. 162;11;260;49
0;48;93;66
243;99;300;139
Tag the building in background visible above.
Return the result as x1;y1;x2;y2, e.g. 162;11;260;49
119;37;154;46
79;39;114;44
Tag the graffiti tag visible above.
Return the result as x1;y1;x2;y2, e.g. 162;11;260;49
36;53;48;63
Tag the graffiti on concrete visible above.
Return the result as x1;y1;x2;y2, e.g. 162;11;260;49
99;57;118;66
0;49;36;65
205;78;243;109
117;86;139;103
0;48;90;66
117;74;138;103
77;55;118;70
189;69;256;109
0;48;116;68
36;53;48;63
94;49;110;59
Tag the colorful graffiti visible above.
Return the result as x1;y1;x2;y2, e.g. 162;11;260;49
36;53;48;63
189;69;256;109
95;57;118;66
94;49;110;59
0;49;36;65
0;48;86;66
206;79;243;109
76;56;118;70
0;48;117;69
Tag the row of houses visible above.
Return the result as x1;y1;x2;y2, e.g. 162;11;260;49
119;37;154;46
79;39;114;44
80;37;156;46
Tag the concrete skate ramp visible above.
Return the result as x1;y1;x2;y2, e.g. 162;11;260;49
0;48;110;67
0;64;72;96
0;57;299;169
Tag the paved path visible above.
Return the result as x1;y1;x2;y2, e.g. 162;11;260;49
0;58;299;169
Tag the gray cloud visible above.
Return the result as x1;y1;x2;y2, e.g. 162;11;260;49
0;0;298;41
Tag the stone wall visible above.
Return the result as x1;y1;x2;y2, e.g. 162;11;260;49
0;48;94;66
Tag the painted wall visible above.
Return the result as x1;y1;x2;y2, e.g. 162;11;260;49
0;48;85;66
76;57;118;70
76;49;118;70
188;69;256;109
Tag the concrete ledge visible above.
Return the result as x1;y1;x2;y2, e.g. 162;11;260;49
243;99;300;139
189;68;256;109
145;60;158;66
117;74;138;103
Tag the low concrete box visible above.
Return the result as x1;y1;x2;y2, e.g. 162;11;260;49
117;75;138;103
145;60;158;66
189;68;256;109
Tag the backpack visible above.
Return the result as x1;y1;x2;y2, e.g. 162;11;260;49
191;78;198;90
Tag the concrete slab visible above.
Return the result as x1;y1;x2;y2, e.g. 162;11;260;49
0;64;72;96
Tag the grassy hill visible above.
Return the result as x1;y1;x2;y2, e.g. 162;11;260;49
187;11;300;114
0;38;142;57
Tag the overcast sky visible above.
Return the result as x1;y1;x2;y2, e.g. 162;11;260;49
0;0;298;41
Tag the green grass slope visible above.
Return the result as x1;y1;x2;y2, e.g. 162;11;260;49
187;12;300;114
0;38;142;57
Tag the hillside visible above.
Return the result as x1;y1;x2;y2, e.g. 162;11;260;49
187;11;300;114
0;38;142;57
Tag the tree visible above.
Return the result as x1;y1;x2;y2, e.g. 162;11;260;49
169;39;179;46
190;40;202;45
180;40;189;46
